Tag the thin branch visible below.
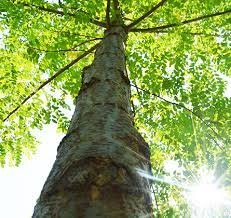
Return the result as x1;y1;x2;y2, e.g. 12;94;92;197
154;30;228;37
131;80;142;99
14;1;106;28
29;47;85;53
58;0;63;7
106;0;111;27
58;4;97;18
127;0;167;29
3;43;99;122
50;29;102;39
29;47;95;53
131;83;223;148
29;38;102;53
130;9;231;32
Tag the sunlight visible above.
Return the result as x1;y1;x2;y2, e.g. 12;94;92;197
136;166;231;217
185;168;231;217
136;168;187;190
187;174;227;208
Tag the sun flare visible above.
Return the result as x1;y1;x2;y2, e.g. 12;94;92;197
187;179;227;208
137;164;231;217
185;168;230;217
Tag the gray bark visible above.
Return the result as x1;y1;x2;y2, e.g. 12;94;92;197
33;26;152;218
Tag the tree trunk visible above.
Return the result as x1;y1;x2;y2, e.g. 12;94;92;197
33;26;152;218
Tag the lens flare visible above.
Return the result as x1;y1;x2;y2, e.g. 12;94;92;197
136;166;231;217
186;178;227;208
185;168;231;217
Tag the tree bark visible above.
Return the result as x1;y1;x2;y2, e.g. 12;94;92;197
33;26;152;218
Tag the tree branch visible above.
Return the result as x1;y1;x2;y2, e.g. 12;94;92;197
131;83;223;148
3;43;99;122
134;81;142;99
106;0;111;27
111;0;123;25
112;0;120;10
130;9;231;32
154;30;228;37
55;3;105;26
29;47;87;53
50;29;102;39
29;38;102;53
13;1;106;28
127;0;167;29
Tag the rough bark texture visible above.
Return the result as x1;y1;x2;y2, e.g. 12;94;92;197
33;26;152;218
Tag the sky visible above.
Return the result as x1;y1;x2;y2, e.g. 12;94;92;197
0;125;64;218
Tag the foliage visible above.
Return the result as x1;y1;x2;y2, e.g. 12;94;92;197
0;0;230;216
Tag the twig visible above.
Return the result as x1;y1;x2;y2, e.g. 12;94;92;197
131;83;223;148
3;43;99;122
127;0;167;29
106;0;111;27
130;9;231;32
13;1;106;28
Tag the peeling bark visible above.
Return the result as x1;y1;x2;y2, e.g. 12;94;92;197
33;26;153;218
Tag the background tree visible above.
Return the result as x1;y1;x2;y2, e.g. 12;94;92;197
0;0;230;217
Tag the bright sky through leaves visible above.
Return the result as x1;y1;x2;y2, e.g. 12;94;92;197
0;125;63;218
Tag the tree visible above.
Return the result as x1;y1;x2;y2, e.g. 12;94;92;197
0;0;230;217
